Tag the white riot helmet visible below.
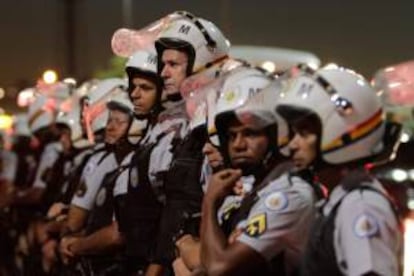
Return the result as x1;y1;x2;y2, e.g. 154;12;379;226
125;47;163;118
213;66;277;163
155;11;231;76
82;78;127;143
235;77;290;155
27;82;71;135
276;64;386;165
125;47;158;79
56;102;90;148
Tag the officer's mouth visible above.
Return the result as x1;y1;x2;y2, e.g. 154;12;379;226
231;156;252;164
164;83;175;90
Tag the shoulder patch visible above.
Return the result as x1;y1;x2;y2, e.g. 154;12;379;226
245;213;267;237
265;191;288;212
353;213;379;238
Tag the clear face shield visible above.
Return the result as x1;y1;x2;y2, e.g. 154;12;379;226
181;73;224;134
235;77;290;154
180;60;247;146
111;11;216;58
371;61;414;163
81;89;123;144
372;60;414;136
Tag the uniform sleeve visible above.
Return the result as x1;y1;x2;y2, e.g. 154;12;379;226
1;151;18;182
236;177;315;261
334;189;401;276
32;144;60;188
71;153;115;211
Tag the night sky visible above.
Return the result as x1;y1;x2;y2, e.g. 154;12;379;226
0;0;413;112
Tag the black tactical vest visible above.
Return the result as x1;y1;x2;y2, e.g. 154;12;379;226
115;140;164;262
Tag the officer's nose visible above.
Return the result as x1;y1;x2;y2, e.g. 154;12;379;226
231;133;247;152
288;133;300;152
131;88;142;100
161;65;170;79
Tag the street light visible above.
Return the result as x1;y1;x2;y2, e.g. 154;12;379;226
42;70;58;84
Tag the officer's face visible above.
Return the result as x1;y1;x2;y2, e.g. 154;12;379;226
104;110;130;144
160;49;188;96
288;126;318;170
227;120;269;172
130;76;157;116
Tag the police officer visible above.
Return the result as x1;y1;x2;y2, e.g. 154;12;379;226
59;78;127;262
0;131;17;208
13;87;69;208
198;66;321;276
40;92;96;274
112;47;165;275
13;87;70;275
150;11;231;272
62;90;136;275
275;64;402;276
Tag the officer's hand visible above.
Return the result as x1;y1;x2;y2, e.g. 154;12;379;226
205;169;242;203
172;257;192;276
232;180;246;197
47;202;66;219
59;236;77;264
42;239;58;264
0;181;14;208
175;234;201;270
228;228;243;244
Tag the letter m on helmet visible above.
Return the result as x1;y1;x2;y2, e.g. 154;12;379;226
146;54;157;65
178;24;191;35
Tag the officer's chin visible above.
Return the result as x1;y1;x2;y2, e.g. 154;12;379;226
231;161;260;176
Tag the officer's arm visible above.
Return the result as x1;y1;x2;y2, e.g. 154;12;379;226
336;190;401;276
64;205;88;234
69;221;124;255
12;186;44;205
200;196;265;276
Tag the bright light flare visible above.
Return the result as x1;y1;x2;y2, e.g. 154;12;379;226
0;114;13;130
42;70;58;84
391;169;408;182
261;61;276;73
401;132;410;143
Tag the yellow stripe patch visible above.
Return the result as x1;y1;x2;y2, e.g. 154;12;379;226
323;109;383;153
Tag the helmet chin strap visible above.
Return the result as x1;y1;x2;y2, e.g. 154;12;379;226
166;92;183;102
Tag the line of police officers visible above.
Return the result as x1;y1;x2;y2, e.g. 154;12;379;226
0;10;403;276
